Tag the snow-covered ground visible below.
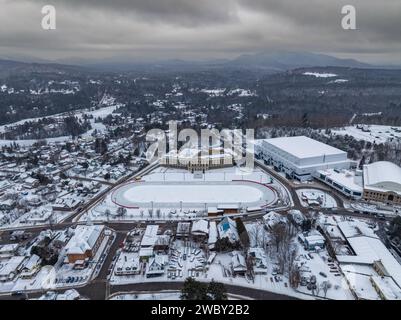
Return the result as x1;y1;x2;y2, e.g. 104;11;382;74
332;125;401;144
110;291;182;300
112;181;275;208
200;89;226;97
0;136;72;147
0;101;121;147
302;72;337;78
109;291;252;300
227;89;257;97
329;79;348;84
295;248;354;300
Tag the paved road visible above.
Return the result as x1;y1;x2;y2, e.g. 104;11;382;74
108;282;296;300
96;232;126;281
256;159;346;210
292;185;345;209
255;160;303;210
75;280;297;300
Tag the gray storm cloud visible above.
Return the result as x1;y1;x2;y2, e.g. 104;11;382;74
0;0;400;64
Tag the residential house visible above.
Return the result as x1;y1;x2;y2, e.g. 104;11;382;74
217;217;239;243
231;251;247;276
65;225;105;264
191;219;209;242
146;255;167;278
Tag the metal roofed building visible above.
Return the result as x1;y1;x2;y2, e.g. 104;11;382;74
256;136;352;181
314;168;364;199
336;221;401;291
363;161;401;205
140;225;159;247
65;225;105;264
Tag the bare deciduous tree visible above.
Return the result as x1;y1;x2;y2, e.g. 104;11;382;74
322;281;332;298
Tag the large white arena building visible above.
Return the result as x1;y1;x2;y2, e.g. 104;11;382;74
363;161;401;205
256;136;352;181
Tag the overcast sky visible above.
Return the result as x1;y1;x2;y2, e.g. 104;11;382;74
0;0;400;64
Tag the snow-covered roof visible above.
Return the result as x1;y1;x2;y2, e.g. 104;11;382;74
65;225;104;255
217;217;239;242
303;234;325;244
139;247;154;257
22;254;41;270
248;247;268;269
0;244;19;254
147;254;167;274
140;225;159;247
217;204;239;210
317;168;363;193
191;219;209;235
337;222;401;289
208;221;218;245
263;211;285;228
343;273;380;300
263;136;347;159
337;221;376;239
0;256;26;277
363;161;401;193
370;276;401;300
231;252;246;271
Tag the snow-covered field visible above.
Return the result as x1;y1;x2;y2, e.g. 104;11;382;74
302;72;337;78
111;181;275;208
82;166;288;222
332;125;401;144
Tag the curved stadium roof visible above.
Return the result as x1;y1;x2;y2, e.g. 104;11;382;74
363;161;401;192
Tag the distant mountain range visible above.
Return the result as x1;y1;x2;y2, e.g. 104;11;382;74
226;51;372;70
0;51;399;75
0;59;85;78
78;52;374;72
